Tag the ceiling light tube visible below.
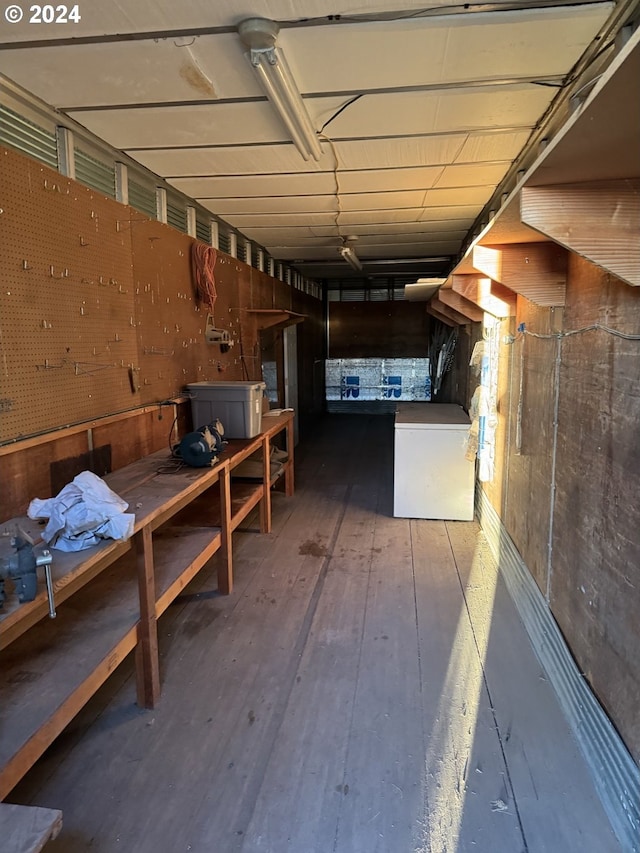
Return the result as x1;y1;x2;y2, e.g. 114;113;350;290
238;18;321;162
339;245;363;271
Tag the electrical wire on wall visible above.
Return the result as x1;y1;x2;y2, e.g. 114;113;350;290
191;242;218;314
516;321;640;342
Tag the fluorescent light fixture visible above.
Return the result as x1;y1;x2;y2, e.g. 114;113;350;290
339;245;363;272
238;18;321;162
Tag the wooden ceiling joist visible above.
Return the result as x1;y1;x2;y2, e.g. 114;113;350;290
521;179;640;287
437;288;484;322
426;306;456;327
471;242;566;307
452;274;516;318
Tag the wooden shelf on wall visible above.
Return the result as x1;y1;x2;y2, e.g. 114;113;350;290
246;309;306;331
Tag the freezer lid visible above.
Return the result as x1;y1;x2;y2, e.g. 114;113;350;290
394;402;471;429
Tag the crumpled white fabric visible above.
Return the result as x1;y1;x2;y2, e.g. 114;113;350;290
28;470;135;552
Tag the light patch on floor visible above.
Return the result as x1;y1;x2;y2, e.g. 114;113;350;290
417;541;501;852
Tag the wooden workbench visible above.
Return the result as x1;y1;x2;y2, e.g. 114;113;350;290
0;411;294;802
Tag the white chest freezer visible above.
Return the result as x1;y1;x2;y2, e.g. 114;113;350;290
393;403;474;520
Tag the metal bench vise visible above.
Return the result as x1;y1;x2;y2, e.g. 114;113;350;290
0;534;57;618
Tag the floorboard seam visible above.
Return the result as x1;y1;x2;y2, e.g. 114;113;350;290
238;484;354;851
409;519;431;853
330;490;378;853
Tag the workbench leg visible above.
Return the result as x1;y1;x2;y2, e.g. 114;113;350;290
218;464;233;595
260;433;272;534
135;526;160;709
284;416;295;497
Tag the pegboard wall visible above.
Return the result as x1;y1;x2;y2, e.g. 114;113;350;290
131;218;256;404
1;147;140;442
0;145;312;444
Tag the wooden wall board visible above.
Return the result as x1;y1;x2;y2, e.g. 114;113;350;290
92;407;178;472
550;256;640;761
1;432;89;521
0;147;139;443
499;299;557;595
293;289;326;419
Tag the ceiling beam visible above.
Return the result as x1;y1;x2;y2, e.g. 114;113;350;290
471;241;566;306
437;288;484;322
520;179;640;287
452;274;516;317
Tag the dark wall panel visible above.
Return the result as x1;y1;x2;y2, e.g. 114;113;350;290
328;301;429;358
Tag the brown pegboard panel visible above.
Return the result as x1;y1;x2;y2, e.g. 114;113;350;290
131;221;250;404
0;147;140;443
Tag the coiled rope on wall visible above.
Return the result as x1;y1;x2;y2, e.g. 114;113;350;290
191;241;218;314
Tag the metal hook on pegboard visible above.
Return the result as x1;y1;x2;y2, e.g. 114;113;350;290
49;266;70;279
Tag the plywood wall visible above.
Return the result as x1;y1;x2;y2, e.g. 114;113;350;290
485;256;640;762
551;257;640;761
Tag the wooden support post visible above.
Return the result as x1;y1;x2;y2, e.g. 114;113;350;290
284;415;295;497
218;462;232;595
135;525;160;709
260;433;272;534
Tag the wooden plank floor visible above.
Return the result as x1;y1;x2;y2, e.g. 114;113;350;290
7;415;621;852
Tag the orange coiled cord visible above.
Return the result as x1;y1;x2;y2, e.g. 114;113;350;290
191;241;217;314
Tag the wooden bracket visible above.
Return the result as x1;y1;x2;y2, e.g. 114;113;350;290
246;309;305;331
429;297;471;325
437;288;484;322
452;274;516;318
471;242;566;306
521;179;640;287
426;306;456;327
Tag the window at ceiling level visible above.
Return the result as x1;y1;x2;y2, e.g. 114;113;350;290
196;214;212;244
166;197;187;233
0;104;57;169
75;149;116;198
128;179;157;220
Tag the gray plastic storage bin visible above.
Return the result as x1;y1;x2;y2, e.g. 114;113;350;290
187;381;266;439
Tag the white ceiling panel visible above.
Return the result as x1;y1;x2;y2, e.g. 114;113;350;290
0;0;619;280
241;221;474;244
129;144;332;177
433;163;512;189
324;85;555;138
0;36;254;107
170;173;338;199
454;131;532;163
69;101;321;149
202;195;338;215
283;6;613;91
0;0;489;43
